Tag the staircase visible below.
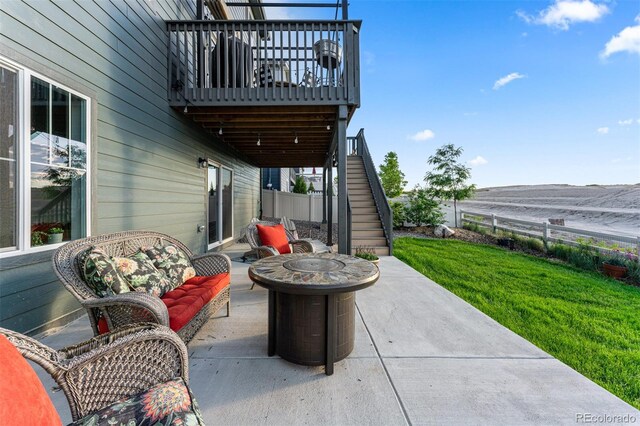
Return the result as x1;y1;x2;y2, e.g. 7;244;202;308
347;155;390;256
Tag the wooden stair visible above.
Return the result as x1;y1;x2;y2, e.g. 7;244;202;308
347;155;390;256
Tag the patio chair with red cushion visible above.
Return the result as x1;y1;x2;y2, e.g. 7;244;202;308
0;323;204;425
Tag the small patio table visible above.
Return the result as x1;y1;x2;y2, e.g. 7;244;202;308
248;253;379;375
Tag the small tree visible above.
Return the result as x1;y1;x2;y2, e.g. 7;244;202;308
424;144;476;227
378;152;407;198
404;186;444;227
389;201;406;229
292;176;308;194
308;182;316;193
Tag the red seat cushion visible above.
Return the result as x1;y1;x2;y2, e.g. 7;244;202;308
256;223;291;254
161;273;230;332
0;335;62;425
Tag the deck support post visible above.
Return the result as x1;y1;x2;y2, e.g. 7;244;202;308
322;167;327;224
327;162;333;246
337;105;348;254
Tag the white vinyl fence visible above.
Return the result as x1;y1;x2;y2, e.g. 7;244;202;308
262;190;338;223
460;210;640;263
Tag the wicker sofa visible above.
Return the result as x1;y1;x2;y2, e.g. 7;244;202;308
0;323;203;424
53;231;231;344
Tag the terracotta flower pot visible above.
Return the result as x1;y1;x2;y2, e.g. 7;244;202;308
602;263;627;279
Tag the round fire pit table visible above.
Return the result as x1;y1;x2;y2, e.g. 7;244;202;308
248;253;379;375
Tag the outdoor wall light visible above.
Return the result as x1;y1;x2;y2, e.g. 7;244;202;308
218;124;223;135
257;135;261;146
198;157;208;168
294;132;299;144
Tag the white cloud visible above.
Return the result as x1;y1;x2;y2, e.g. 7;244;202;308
468;156;488;166
597;127;609;134
601;15;640;58
493;72;526;90
408;129;435;141
618;118;634;126
517;0;609;31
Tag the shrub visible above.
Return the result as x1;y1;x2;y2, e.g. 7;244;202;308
463;222;486;234
389;201;406;229
292;176;308;194
404;186;444;227
525;237;545;252
549;243;572;261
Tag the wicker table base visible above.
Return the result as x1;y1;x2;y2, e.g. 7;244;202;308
249;253;379;375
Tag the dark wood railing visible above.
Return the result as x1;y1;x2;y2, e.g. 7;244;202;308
167;20;361;106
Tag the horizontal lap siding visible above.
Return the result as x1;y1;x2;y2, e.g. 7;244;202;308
0;0;259;334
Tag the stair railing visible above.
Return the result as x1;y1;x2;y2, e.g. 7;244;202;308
347;196;352;255
348;129;393;254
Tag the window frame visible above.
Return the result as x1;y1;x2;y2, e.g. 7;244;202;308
0;55;92;258
206;159;234;250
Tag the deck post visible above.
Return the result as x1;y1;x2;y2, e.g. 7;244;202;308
337;105;348;254
322;167;327;224
327;163;333;246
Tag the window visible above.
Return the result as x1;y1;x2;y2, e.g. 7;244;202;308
0;57;91;256
207;162;233;248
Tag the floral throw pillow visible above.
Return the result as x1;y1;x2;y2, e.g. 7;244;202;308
82;248;131;297
144;244;196;289
71;377;204;426
113;251;173;297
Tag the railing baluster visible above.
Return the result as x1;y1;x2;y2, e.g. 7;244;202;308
288;22;292;101
215;23;220;100
279;22;283;101
191;23;197;101
232;22;237;101
240;23;245;100
303;23;308;101
311;23;316;101
271;23;276;102
183;24;188;101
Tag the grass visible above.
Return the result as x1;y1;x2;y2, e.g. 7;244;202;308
394;237;640;409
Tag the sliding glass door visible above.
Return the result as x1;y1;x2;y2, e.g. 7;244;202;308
208;163;233;248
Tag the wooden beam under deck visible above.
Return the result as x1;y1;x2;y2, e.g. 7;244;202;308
180;104;356;168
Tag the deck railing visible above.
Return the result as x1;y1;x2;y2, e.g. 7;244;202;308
167;20;361;106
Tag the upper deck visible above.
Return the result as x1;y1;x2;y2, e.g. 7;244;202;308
167;20;361;108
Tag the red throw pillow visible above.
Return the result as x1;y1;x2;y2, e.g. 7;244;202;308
256;224;291;254
0;335;62;425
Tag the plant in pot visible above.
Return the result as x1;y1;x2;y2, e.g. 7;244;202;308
31;230;48;247
47;227;64;244
354;246;379;265
602;254;628;279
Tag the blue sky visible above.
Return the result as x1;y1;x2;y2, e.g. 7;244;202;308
268;1;640;188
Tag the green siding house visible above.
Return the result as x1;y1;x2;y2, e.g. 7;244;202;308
0;0;391;335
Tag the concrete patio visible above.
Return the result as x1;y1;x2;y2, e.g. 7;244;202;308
36;245;638;425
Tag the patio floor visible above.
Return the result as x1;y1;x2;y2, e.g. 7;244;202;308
36;244;638;425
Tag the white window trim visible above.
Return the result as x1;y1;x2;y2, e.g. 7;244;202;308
207;160;234;250
0;55;92;258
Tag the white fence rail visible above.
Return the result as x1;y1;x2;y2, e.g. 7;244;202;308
460;209;640;263
262;190;338;223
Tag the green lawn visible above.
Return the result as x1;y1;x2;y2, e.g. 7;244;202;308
394;237;640;409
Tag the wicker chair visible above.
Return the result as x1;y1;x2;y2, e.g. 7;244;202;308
0;323;191;422
53;230;231;344
245;221;315;259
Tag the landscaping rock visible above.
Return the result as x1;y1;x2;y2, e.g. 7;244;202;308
434;225;455;238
